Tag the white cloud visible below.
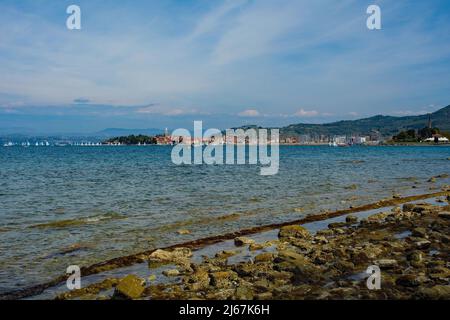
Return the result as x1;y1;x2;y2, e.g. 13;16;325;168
238;109;261;117
294;109;319;117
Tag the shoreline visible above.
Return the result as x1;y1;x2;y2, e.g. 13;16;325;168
1;189;449;300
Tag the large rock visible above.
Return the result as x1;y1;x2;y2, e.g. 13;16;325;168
114;275;145;299
148;247;192;267
278;225;311;240
234;236;255;246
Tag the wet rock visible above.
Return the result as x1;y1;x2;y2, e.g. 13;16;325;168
412;227;427;238
177;229;191;235
438;212;450;220
374;259;398;269
216;250;239;259
210;271;239;288
55;278;119;300
254;252;274;263
417;285;450;299
234;286;254;300
316;229;334;237
114;275;145;299
345;215;358;224
148;248;192;267
184;268;210;291
278;225;311;240
328;222;347;229
234;236;255;246
163;269;180;277
249;242;271;251
407;251;424;263
396;274;427;287
415;239;431;249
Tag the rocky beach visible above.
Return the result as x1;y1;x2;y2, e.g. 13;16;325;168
43;185;450;301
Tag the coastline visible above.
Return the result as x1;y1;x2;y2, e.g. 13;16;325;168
3;187;449;300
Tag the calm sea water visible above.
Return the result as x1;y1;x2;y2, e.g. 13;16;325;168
0;145;449;293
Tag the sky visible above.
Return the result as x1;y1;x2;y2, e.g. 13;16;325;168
0;0;450;133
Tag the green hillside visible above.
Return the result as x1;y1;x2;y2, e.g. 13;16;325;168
281;105;450;137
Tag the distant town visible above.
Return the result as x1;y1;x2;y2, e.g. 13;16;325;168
2;106;449;147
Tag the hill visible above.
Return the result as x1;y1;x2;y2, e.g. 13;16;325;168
281;105;450;137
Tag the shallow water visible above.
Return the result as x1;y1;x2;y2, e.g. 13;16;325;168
0;145;449;293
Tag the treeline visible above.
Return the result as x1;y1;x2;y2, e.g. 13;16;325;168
392;127;449;142
104;135;157;145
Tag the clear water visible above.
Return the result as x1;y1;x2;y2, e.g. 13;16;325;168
0;145;449;293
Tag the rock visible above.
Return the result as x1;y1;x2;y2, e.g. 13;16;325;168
177;229;191;235
368;211;391;222
415;239;431;249
403;203;416;212
210;271;238;288
328;222;347;229
114;275;145;299
396;274;426;287
249;242;271;251
345;215;358;224
316;229;334;237
412;227;427;238
417;285;450;300
234;286;254;300
215;250;239;259
163;269;180;277
234;236;255;246
438;212;450;220
374;259;398;269
184;268;210;291
254;252;274;263
428;177;437;183
278;225;311;240
148;247;192;267
407;251;423;263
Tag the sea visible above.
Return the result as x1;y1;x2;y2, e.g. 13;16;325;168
0;145;449;293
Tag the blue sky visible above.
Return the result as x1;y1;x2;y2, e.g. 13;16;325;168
0;0;450;133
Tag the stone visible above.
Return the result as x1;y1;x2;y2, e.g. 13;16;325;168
438;212;450;220
163;269;180;277
177;229;191;235
254;252;274;263
417;286;450;300
328;222;347;229
148;247;192;267
396;274;426;287
114;275;145;299
184;268;210;291
415;239;431;249
374;259;398;269
412;227;427;238
278;225;311;239
234;236;255;246
210;271;238;288
215;250;239;259
234;286;254;300
345;215;358;224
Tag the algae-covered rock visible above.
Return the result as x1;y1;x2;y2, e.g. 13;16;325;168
278;225;310;240
417;285;450;299
163;269;180;277
234;236;255;246
114;275;145;299
254;252;274;263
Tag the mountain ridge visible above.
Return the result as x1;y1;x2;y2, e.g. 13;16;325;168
280;105;450;137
